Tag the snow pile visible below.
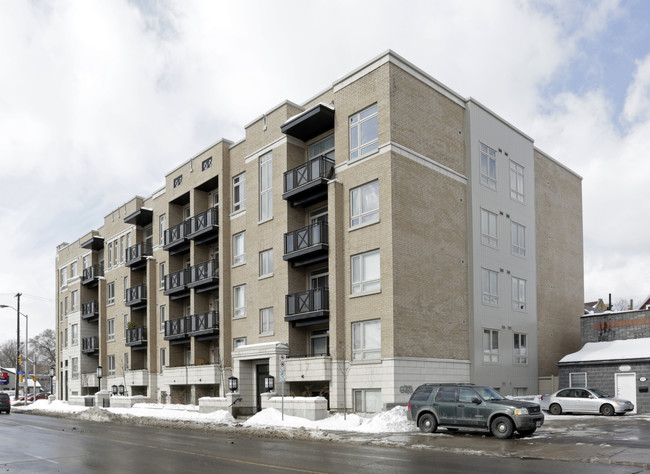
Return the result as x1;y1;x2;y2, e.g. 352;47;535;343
559;337;650;363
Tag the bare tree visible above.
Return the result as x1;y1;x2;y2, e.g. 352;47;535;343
30;329;56;371
0;339;18;368
612;297;631;311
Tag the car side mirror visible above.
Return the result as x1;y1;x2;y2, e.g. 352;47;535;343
472;397;482;405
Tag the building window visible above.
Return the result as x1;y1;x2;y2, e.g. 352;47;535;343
311;329;329;356
60;267;68;288
159;262;166;289
481;268;499;305
113;240;118;266
71;357;79;379
511;222;526;257
159;214;166;245
350;180;379;227
259;249;273;278
569;372;587;388
513;387;527;397
351;250;380;295
82;255;90;270
107;318;115;342
123;276;129;301
309;134;334;159
173;175;183;188
107;282;115;305
353;389;381;413
514;333;527;365
71;324;78;346
160;305;166;332
124;352;129;370
70;261;77;278
349;103;378;160
483;329;499;363
64;328;68;347
108;355;116;376
233;232;246;266
233;337;247;349
233;173;246;213
480;143;497;189
202;157;212;171
512;276;526;311
124;314;129;339
160;348;167;370
233;284;246;318
259;307;274;335
144;226;153;246
352;319;381;360
70;290;79;312
510;161;525;203
120;235;125;262
107;243;112;269
259;152;273;221
480;208;498;248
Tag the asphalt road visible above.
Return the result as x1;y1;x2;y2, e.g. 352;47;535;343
1;412;649;473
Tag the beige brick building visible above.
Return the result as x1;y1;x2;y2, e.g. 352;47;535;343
55;51;583;413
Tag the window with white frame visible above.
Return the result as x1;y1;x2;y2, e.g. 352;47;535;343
64;328;68;347
160;305;166;332
514;333;527;364
353;389;381;413
233;337;247;349
64;296;68;314
349;104;378;160
120;235;125;263
351;250;380;295
108;355;116;376
233;232;246;265
311;329;329;356
480;143;497;189
82;255;90;270
513;387;527;397
144;225;153;246
70;261;77;278
480;208;498;248
350;180;379;227
483;328;499;363
309;134;334;159
511;221;526;257
159;262;166;288
569;372;587;388
259;152;273;221
71;357;79;379
107;318;115;342
123;276;129;301
71;290;79;312
71;323;78;345
60;267;68;287
107;243;112;268
160;348;167;370
259;307;274;335
107;282;115;305
259;249;273;277
352;319;381;360
124;314;128;339
113;240;118;266
159;214;166;245
481;268;499;305
510;161;525;203
233;284;246;318
124;352;129;370
233;172;246;213
512;276;526;311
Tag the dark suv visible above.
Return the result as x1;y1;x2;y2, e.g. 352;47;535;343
0;392;10;414
407;383;543;438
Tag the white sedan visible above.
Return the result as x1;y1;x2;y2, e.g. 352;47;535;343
541;388;634;416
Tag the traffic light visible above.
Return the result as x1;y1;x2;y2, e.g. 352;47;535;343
19;374;23;382
18;355;22;365
33;375;37;382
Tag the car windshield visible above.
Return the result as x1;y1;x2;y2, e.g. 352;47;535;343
475;387;505;401
589;388;610;398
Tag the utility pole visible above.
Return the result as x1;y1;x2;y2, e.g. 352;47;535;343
15;292;21;401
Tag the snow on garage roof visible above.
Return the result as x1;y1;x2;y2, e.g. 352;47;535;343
559;338;650;364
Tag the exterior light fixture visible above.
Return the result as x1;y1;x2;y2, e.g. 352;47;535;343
118;384;125;396
228;376;238;392
96;366;103;390
112;385;118;396
264;375;274;392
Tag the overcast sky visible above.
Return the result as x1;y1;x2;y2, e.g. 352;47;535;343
2;0;650;344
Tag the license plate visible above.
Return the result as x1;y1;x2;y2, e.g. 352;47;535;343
535;420;542;427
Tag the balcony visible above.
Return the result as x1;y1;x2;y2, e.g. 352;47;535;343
164;269;190;300
81;336;99;354
285;354;332;382
81;300;99;322
189;311;219;339
188;207;219;245
162;364;220;385
81;264;104;287
125;284;147;310
125;369;149;386
125;242;153;270
285;287;329;326
163;221;190;255
164;317;190;342
188;259;219;293
283;155;335;207
125;326;147;348
124;207;153;227
281;103;335;142
283;221;329;267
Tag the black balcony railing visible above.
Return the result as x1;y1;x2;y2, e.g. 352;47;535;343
285;287;329;326
283;155;334;207
283;221;329;267
188;207;219;244
82;264;104;286
164;269;189;297
188;259;219;291
126;326;147;346
81;336;99;353
125;284;147;309
81;300;99;320
125;242;153;268
190;310;219;334
164;317;190;340
163;221;190;253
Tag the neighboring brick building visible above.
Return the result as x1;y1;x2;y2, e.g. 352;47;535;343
55;51;583;413
558;309;650;414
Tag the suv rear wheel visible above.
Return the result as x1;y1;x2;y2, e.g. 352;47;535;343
490;416;514;439
418;413;438;433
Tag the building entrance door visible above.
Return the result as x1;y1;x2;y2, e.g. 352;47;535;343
615;372;637;414
256;364;269;412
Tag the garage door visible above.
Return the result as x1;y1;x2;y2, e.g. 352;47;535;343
615;372;637;414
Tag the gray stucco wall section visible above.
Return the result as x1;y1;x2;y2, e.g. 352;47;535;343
581;310;650;344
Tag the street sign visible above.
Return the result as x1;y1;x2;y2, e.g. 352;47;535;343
16;371;25;375
279;355;286;382
0;372;8;385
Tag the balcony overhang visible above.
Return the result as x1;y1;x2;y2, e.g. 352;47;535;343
163;239;190;255
285;311;329;327
124;208;153;227
283;245;328;268
187;226;218;246
282;181;329;208
80;236;104;251
281;103;334;142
